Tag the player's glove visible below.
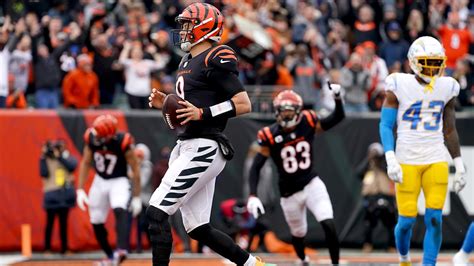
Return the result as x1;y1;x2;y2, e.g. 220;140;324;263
76;189;89;211
247;196;265;219
129;197;143;217
385;151;403;183
453;157;466;194
327;82;341;98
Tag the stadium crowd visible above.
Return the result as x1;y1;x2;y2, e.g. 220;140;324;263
0;0;473;112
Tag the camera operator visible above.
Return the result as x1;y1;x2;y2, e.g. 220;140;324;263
40;140;78;254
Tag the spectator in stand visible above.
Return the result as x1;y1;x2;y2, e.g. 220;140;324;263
361;41;388;102
9;32;32;94
437;11;473;75
86;29;121;105
119;41;164;109
289;44;318;110
6;74;27;109
352;4;380;47
379;21;409;71
0;16;15;108
326;22;350;70
62;54;99;109
340;52;371;113
453;59;473;107
405;9;427;43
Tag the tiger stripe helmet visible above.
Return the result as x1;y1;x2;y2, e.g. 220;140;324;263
273;90;303;128
173;2;224;52
92;114;118;140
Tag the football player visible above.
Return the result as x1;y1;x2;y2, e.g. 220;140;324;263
379;36;467;265
148;3;272;266
453;223;474;264
247;87;344;265
76;115;142;265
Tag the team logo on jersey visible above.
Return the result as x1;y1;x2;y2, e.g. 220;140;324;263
290;133;296;139
275;135;283;143
183;61;188;68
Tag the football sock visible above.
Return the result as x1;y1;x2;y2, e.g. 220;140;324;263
146;205;172;266
321;219;340;264
422;208;442;265
461;222;474;253
394;215;416;257
188;223;249;265
92;223;113;259
113;208;130;250
291;236;306;261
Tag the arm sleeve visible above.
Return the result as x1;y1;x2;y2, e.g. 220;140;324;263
58;155;78;172
40;158;48;178
249;153;268;195
320;98;345;131
379;107;398;152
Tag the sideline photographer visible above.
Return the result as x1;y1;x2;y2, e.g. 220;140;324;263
40;140;77;254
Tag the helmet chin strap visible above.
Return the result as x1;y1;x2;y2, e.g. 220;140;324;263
279;116;298;128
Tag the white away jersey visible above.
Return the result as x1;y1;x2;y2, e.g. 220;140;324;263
385;73;460;164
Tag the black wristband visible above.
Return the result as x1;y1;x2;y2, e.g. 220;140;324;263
201;100;236;120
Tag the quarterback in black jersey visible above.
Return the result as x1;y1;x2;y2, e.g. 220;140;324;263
247;87;345;265
76;115;141;264
148;3;270;266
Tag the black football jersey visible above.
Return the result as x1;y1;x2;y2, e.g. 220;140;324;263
257;110;319;197
175;45;244;139
84;129;134;179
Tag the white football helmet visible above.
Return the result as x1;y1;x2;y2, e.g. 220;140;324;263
407;36;446;83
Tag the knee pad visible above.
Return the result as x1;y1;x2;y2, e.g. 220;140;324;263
146;206;171;243
290;225;307;238
426;195;445;210
399;200;418;217
397;216;416;231
146;205;168;223
424;208;442;231
188;223;211;240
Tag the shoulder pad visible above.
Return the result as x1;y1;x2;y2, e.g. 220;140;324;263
301;110;318;129
257;126;275;146
120;132;135;152
205;45;238;74
83;128;93;145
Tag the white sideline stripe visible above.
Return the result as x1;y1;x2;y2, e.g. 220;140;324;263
0;255;27;265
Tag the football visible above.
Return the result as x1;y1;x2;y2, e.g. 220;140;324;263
162;94;185;130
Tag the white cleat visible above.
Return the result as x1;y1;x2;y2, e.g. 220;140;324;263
453;250;469;265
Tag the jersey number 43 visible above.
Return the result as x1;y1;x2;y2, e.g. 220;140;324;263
402;100;444;131
281;141;311;174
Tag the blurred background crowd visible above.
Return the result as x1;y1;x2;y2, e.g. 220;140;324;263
0;0;473;113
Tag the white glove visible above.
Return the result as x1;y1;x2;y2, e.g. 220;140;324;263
76;189;89;211
453;157;466;194
247;196;265;219
129;197;143;217
327;82;341;97
385;151;403;183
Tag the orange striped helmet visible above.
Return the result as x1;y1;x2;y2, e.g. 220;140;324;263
173;3;224;52
92;115;118;140
273;90;303;128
